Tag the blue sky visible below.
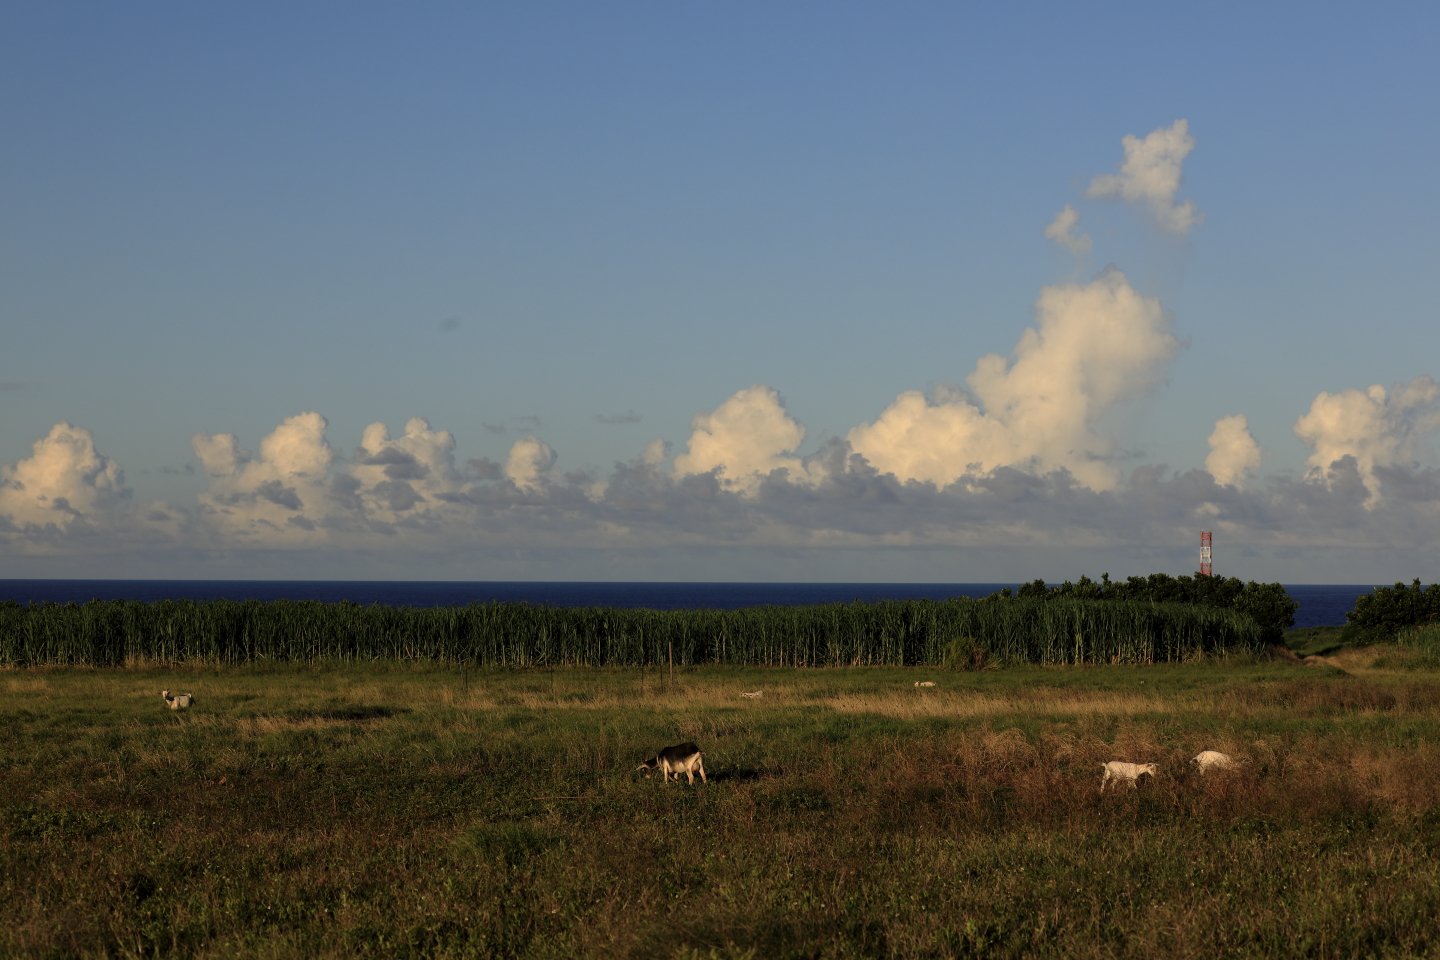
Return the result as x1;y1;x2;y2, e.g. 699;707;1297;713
2;2;1438;581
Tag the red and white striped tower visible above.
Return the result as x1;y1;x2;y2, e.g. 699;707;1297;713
1199;531;1213;576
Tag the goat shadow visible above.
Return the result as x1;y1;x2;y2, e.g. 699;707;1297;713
286;705;411;722
636;767;763;784
708;767;763;783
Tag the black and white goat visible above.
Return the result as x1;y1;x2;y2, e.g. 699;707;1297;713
161;690;196;710
637;742;707;784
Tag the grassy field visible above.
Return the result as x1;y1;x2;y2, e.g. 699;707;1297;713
5;652;1440;959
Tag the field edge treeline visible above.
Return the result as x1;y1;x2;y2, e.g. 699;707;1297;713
0;596;1264;668
987;573;1297;644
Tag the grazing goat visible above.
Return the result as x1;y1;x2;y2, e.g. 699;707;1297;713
1099;761;1157;792
161;690;196;710
914;681;936;687
638;742;707;784
1192;750;1245;773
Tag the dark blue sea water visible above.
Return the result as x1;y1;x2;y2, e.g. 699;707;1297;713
0;580;1384;628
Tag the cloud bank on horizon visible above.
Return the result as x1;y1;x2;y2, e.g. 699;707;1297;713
5;122;1439;571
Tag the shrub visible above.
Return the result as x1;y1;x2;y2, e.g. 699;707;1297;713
1345;580;1440;641
987;573;1298;645
941;636;989;671
1396;623;1440;665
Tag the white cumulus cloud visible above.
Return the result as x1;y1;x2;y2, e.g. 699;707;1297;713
192;412;335;539
847;267;1179;491
641;438;669;466
505;435;557;491
673;385;821;493
1087;119;1203;235
351;417;461;517
1043;204;1092;254
0;422;128;527
1293;376;1440;503
193;432;251;477
1205;415;1262;488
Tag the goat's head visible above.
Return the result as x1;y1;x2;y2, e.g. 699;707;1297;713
636;759;657;778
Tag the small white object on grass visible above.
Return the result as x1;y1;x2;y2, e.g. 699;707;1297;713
161;690;196;710
1099;761;1157;792
740;691;763;699
914;681;936;687
1192;750;1245;773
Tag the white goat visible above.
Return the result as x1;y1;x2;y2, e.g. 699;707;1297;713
1099;761;1157;792
740;691;763;699
161;690;196;710
637;742;707;784
1192;750;1245;773
914;681;936;687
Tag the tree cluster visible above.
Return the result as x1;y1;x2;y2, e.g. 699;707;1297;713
1344;579;1440;640
986;573;1298;646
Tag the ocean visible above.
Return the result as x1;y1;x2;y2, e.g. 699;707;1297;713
0;580;1382;628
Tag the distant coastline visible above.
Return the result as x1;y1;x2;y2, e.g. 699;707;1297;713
0;580;1380;628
